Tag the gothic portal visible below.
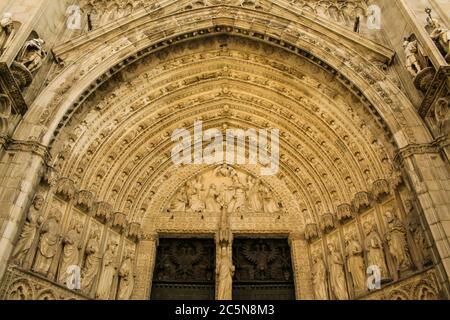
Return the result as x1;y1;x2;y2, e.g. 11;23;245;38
0;0;449;300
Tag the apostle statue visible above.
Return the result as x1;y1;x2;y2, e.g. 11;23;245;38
116;251;135;300
246;176;262;212
311;251;329;300
404;199;432;267
12;195;44;268
228;175;247;213
217;246;234;300
205;184;221;212
0;13;15;55
385;210;412;274
32;208;61;278
363;221;390;281
16;38;47;74
96;241;118;300
58;221;83;286
327;242;349;300
344;233;366;294
81;230;102;296
402;37;423;77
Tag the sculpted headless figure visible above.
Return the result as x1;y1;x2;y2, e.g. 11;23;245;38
217;246;235;300
363;221;389;280
96;241;118;300
327;243;349;300
32;209;61;278
345;234;366;294
81;230;102;296
12;195;44;268
311;251;329;300
58;221;83;285
117;251;135;300
385;210;412;273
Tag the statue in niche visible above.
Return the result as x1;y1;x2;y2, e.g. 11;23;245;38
385;210;412;274
344;233;366;294
204;184;221;212
402;37;423;77
0;13;15;54
260;184;280;213
217;246;234;300
426;16;450;58
12;195;44;268
246;176;262;212
404;199;432;267
32;208;61;278
187;177;205;213
116;251;135;300
16;38;47;74
96;241;118;300
363;221;390;281
81;230;102;296
311;251;329;300
169;184;188;212
57;221;83;285
327;242;349;300
228;174;247;213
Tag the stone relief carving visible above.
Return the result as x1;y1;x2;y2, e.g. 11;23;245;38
116;250;135;300
311;250;328;300
81;229;102;296
95;241;118;300
32;208;61;279
57;221;83;286
403;37;424;78
11;195;44;268
363;220;390;282
426;12;450;60
344;233;366;295
327;242;348;300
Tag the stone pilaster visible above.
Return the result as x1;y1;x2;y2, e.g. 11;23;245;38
132;232;158;300
289;231;314;300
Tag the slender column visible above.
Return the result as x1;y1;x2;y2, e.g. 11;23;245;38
132;232;158;300
289;231;314;300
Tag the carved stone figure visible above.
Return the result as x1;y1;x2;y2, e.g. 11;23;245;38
327;242;349;300
311;252;329;300
81;230;102;296
217;246;234;300
427;17;450;57
32;209;61;278
345;233;366;294
205;184;221;212
0;13;15;54
16;38;47;74
117;251;135;300
246;176;262;212
96;241;118;300
385;210;412;274
187;177;205;212
169;184;188;212
363;221;389;281
57;221;83;285
12;195;44;268
404;199;432;267
260;184;280;213
228;174;247;212
402;38;423;77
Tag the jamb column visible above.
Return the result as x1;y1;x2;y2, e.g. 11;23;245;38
132;232;159;300
289;231;314;300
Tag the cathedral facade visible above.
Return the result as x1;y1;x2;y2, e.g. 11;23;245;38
0;0;449;300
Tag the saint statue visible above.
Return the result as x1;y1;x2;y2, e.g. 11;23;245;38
345;234;366;294
427;17;450;57
205;184;221;212
260;184;280;213
169;184;188;212
402;37;423;77
117;251;135;300
228;175;247;213
327;243;349;300
187;177;205;212
385;210;412;274
246;176;262;212
0;13;15;54
96;241;118;300
404;200;431;267
217;246;234;300
16;38;47;74
12;195;44;268
81;230;102;296
311;252;329;300
363;221;389;281
32;209;61;278
58;221;83;285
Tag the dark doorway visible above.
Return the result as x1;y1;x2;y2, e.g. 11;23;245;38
232;238;295;300
151;238;216;300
